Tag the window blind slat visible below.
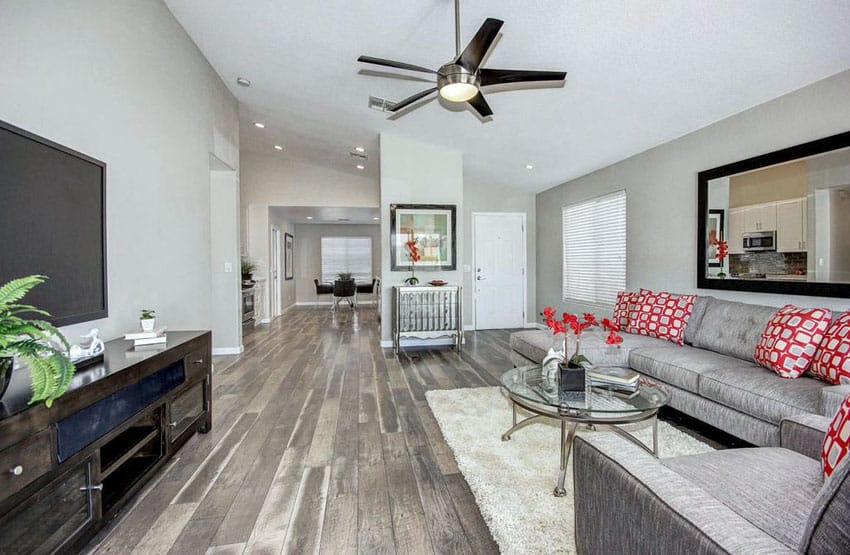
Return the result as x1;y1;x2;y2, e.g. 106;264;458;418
321;236;373;283
562;190;626;305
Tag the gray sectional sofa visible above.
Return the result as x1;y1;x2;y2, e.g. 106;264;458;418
509;297;850;446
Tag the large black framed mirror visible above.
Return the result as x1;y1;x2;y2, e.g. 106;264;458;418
697;131;850;298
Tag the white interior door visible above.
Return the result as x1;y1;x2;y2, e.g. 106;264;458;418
473;213;526;330
271;226;282;317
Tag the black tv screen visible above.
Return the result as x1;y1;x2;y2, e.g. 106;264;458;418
0;120;107;327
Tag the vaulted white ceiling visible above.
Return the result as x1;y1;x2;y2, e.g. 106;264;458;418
165;0;850;192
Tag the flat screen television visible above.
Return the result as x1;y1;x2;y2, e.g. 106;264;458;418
0;120;107;327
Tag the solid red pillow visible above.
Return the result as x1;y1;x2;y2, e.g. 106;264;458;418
613;291;638;330
754;305;832;379
630;290;695;345
810;312;850;384
823;392;850;478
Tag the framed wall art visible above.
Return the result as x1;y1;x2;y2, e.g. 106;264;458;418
284;232;294;280
390;204;457;271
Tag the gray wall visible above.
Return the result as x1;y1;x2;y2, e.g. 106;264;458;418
537;70;850;316
268;211;296;312
294;224;381;303
0;1;239;341
463;180;537;327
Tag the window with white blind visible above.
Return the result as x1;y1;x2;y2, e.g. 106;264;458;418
321;236;373;283
562;190;627;305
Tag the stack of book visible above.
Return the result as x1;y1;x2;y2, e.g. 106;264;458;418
588;367;640;394
124;328;167;349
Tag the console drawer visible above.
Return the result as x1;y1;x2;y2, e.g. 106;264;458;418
0;428;52;501
184;347;209;382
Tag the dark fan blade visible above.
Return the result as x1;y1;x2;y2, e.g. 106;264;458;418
455;18;504;72
467;92;493;118
479;69;567;87
357;56;437;74
390;88;438;112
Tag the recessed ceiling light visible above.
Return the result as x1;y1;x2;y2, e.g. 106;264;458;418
356;164;365;170
372;217;379;221
274;145;283;151
526;164;534;170
306;216;313;220
236;77;251;87
355;146;365;153
254;122;265;129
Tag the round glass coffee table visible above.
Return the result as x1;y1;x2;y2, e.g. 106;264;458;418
501;365;670;497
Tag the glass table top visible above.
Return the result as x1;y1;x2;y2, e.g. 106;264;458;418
501;365;670;415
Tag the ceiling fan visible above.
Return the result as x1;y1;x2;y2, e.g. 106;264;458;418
357;0;567;119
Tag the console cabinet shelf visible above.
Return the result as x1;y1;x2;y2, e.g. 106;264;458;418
0;330;212;554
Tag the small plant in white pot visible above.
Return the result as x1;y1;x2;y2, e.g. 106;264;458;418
140;309;156;332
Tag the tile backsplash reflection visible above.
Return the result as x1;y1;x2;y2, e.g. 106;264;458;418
729;252;807;276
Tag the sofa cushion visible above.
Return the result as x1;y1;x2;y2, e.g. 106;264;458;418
822;392;850;478
754;305;832;379
810;311;850;384
629;345;755;394
662;447;822;550
699;366;824;424
692;299;779;362
630;290;696;345
682;295;713;346
509;330;554;364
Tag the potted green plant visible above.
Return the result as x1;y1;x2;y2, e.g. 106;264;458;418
241;258;256;282
337;272;353;281
140;309;156;332
0;275;75;407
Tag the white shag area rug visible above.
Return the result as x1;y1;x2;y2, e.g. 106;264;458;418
426;387;715;554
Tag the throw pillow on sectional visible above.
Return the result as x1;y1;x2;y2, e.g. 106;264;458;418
809;312;850;384
754;305;832;379
822;392;850;479
626;288;653;334
613;290;638;330
630;289;696;346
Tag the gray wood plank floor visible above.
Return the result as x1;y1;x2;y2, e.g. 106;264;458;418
87;307;512;554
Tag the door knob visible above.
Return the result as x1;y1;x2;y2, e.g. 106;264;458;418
476;276;485;280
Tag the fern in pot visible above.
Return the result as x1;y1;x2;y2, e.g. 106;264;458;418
0;275;75;407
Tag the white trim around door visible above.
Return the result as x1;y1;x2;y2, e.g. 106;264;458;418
471;212;528;330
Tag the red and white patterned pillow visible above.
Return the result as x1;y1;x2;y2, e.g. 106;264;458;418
754;305;832;379
626;288;652;334
810;312;850;385
630;290;696;346
613;291;638;330
823;392;850;478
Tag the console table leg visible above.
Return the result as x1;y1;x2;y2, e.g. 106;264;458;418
554;421;578;497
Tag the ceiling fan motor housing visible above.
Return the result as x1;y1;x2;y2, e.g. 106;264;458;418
437;64;480;102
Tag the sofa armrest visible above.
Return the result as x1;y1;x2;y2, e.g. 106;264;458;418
779;414;831;461
573;434;795;554
820;384;850;418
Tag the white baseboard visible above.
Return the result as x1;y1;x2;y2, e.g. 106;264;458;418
526;322;546;330
380;340;393;348
463;324;475;331
212;346;244;356
257;318;271;325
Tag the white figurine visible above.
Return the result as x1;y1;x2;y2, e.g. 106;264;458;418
69;328;105;362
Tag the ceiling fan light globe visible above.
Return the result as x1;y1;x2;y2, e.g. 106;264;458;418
439;82;479;102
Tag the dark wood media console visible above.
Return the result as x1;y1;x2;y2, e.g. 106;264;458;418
0;331;212;553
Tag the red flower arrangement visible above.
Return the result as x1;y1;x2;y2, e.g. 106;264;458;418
404;237;421;285
543;307;623;366
712;238;729;261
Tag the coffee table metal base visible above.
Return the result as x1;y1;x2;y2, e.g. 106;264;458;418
501;395;660;497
